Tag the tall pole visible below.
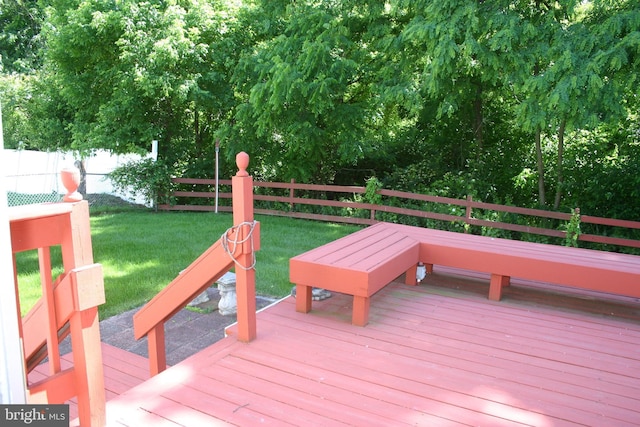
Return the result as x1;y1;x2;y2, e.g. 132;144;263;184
215;139;220;214
152;140;158;210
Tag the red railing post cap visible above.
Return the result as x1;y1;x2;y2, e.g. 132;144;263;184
236;152;249;177
61;166;83;202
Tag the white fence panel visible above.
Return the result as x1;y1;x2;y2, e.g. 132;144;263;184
2;148;156;206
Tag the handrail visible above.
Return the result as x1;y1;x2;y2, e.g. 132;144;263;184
10;174;106;427
159;178;640;251
133;153;260;376
132;239;234;375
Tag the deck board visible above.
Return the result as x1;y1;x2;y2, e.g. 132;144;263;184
256;305;625;425
29;342;150;422
100;270;640;426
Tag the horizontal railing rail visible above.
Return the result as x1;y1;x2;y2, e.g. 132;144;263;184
159;178;640;251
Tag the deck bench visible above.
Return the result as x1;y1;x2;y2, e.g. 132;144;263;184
290;222;420;326
401;224;640;302
290;222;640;326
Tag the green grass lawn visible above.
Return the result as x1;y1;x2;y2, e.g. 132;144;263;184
14;211;361;320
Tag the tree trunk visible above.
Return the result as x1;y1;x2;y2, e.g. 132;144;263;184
194;107;202;155
473;83;483;154
74;159;87;197
535;127;546;206
553;118;566;210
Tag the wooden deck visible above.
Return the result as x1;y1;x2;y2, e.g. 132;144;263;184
29;343;150;422
98;269;640;426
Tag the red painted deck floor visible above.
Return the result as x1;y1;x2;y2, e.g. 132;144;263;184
104;269;640;426
29;342;150;421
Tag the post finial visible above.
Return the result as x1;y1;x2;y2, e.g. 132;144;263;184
61;167;83;202
236;152;249;177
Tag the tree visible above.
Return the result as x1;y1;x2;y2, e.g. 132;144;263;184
225;1;408;182
4;0;638;220
0;0;44;73
507;0;639;208
380;1;536;201
40;0;240;164
0;74;29;148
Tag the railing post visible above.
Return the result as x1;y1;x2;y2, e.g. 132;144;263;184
289;178;295;212
57;171;107;426
232;152;257;342
465;195;473;233
60;167;83;203
65;200;106;427
147;325;166;376
18;175;106;425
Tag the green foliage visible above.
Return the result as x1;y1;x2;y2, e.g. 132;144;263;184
562;118;640;220
2;0;639;224
0;73;30;148
226;0;382;182
0;0;44;73
108;158;175;206
364;176;382;205
564;208;581;247
35;0;241;159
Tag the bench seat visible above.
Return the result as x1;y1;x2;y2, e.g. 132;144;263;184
290;222;420;325
290;222;640;326
391;224;640;301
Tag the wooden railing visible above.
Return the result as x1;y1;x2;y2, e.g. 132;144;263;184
133;153;260;376
10;167;106;426
159;178;640;251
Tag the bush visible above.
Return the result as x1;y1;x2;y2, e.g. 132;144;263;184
108;158;175;207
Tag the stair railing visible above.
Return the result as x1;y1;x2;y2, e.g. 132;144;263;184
133;152;259;376
10;167;106;427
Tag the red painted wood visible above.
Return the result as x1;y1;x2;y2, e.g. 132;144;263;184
291;221;640;326
133;240;234;340
489;273;511;300
107;278;640;426
352;295;370;326
30;343;150;424
290;222;420;325
396;223;640;299
161;177;640;250
295;284;312;313
133;152;260;374
147;325;166;375
270;293;640;424
11;201;106;427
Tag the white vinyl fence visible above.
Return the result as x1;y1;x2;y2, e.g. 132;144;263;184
2;147;156;207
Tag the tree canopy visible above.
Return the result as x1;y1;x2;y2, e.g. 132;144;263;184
1;0;639;219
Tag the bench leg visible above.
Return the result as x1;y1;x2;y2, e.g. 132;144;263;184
295;284;312;313
489;274;510;301
352;296;370;326
405;264;418;286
